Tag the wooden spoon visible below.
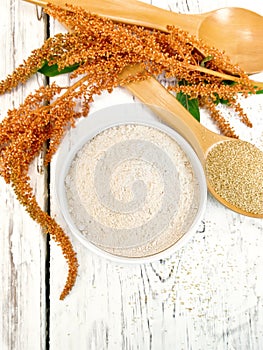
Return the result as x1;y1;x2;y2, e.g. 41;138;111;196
118;65;263;218
24;0;263;74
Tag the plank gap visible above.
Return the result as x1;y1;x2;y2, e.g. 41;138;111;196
45;11;51;350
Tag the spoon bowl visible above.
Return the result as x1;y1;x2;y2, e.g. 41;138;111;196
24;0;263;74
198;8;263;74
118;65;263;218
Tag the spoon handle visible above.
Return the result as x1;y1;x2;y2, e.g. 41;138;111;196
23;0;202;35
119;65;228;164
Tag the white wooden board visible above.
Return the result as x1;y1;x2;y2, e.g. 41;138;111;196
0;0;262;349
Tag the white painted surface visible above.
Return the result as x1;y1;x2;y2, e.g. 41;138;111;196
0;1;47;350
0;0;263;349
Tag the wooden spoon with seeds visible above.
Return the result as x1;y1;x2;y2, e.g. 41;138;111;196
118;65;263;218
24;0;263;74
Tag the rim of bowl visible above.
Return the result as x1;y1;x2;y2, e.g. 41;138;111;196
54;103;207;264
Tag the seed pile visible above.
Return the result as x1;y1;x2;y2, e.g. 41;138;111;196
206;140;263;215
0;3;262;298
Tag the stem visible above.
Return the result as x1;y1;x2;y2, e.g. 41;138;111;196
249;80;263;89
189;64;263;88
41;75;90;112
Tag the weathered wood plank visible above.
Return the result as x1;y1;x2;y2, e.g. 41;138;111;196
0;1;47;349
47;0;263;349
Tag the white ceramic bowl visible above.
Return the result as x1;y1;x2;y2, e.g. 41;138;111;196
54;103;207;263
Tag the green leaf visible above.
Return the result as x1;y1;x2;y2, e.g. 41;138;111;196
38;61;79;77
256;89;263;95
213;93;229;106
200;55;214;67
222;80;236;86
176;91;200;122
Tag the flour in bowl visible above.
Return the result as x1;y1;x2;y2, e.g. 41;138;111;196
65;123;201;258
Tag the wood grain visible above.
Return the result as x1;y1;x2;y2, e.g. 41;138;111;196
0;0;263;349
0;1;47;349
48;0;263;349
